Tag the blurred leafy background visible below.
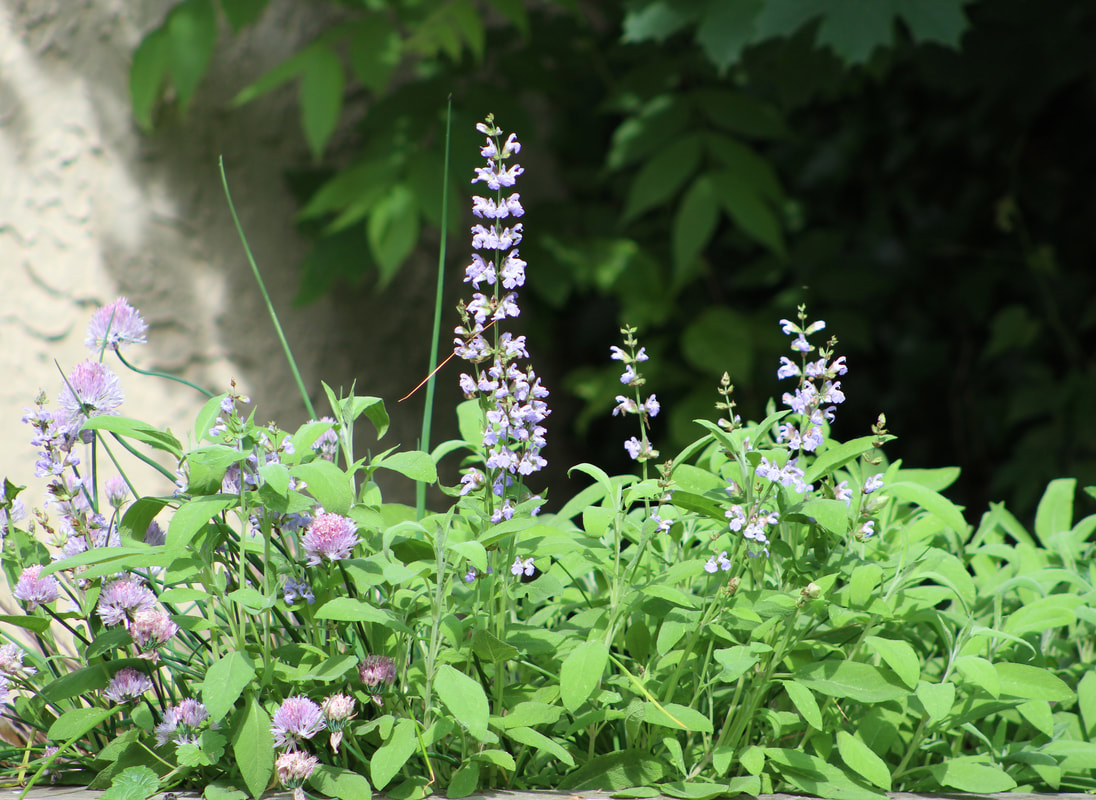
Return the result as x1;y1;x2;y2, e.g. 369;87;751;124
131;0;1096;523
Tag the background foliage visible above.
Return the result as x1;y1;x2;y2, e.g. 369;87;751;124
132;0;1096;522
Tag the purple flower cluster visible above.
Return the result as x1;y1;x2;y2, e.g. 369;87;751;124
725;503;779;556
455;115;549;516
610;328;660;463
12;564;59;610
271;695;326;751
85;297;148;352
773;309;847;456
276;751;319;800
103;667;153;704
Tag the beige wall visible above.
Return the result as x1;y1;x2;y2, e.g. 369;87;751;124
0;0;447;522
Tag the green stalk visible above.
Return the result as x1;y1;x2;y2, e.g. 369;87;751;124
416;96;454;520
218;157;316;420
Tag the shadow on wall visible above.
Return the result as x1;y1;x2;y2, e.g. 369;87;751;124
4;0;459;505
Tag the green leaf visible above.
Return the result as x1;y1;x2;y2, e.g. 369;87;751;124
370;718;418;790
447;761;479;798
309;765;372;800
1034;477;1075;548
886;481;968;538
642;702;713;733
673;175;719;274
299;44;344;160
233;695;274;799
995;662;1073;702
704;134;784;202
220;0;268;31
714;647;760;683
258;462;291;498
201;651;256;721
498;701;562;729
292;460;353;514
367;184;419;287
915;681;955;722
118;497;169;543
166;0;217;108
167;494;237;552
101;765;160;800
560;750;667;791
837;731;891;790
694;0;762;72
799;498;849;536
82;416;182;457
435;665;490;740
953;655;999;698
48;706;116;741
623;134;704;223
374;450;437;483
1002;595;1077;635
560;640;610;712
505;725;575;767
347;16;401;94
795;661;908;703
607;95;691;170
927;759;1017;793
848;564;882;609
803;435;884;484
782;681;822;730
0;614;49;633
690;89;791;140
660;782;737;800
42;662;124;702
681;306;754;378
1078;670;1096;737
764;747;886;800
893;0;969;48
1017;699;1054;737
130;28;170;131
709;168;785;256
314;598;409;632
471;628;519;662
864;636;919;689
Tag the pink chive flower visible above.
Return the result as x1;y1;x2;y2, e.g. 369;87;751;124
97;576;157;628
13;565;60;610
155;698;210;746
85;297;148;352
56;360;124;438
300;511;359;565
0;644;35;677
130;608;179;657
276;751;319;800
321;693;357;753
271;695;325;751
103;667;153;703
359;654;397;707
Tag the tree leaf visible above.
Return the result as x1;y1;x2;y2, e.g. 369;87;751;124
130;29;170;131
367;184;419;287
837;731;891;790
434;665;490;740
709;168;785;256
166;0;218;108
672;175;719;274
681;306;754;378
220;0;269;32
299;44;344;160
623;134;703;223
560;640;609;712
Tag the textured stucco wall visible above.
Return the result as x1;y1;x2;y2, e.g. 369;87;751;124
0;0;444;527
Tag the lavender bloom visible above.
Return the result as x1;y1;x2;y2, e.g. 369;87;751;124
56;360;125;439
271;695;325;751
456;115;549;513
13;565;60;610
864;474;884;493
155;698;210;746
704;551;733;573
97;576;157;628
103;667;153;703
300;511;360;565
836;480;853;507
276;751;319;800
510;556;535;577
283;577;315;605
776;308;846;455
859;520;876;539
85;298;148;352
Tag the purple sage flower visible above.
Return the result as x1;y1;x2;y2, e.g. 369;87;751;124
13;565;60;610
300;511;359;565
510;556;535;577
85;298;148;352
271;695;325;751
